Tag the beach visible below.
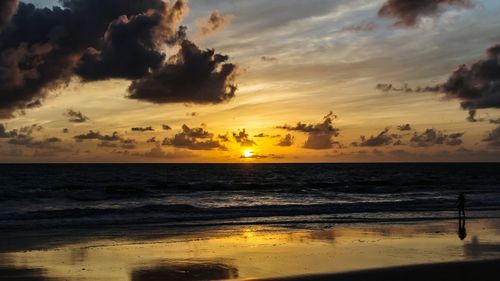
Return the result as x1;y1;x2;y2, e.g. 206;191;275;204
1;219;499;281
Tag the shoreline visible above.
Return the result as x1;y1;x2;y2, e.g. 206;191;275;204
252;258;500;281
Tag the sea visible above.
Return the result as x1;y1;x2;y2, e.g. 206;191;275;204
1;163;499;230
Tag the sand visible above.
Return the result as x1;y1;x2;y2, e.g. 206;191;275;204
0;219;499;281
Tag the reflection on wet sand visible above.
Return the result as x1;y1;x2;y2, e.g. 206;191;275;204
0;220;499;281
464;236;500;259
131;261;238;281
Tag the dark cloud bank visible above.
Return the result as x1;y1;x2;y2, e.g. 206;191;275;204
378;44;500;121
0;0;237;118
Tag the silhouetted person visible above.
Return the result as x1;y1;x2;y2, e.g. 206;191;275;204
457;193;467;240
457;193;466;219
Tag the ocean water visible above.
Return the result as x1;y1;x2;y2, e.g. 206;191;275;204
0;163;499;229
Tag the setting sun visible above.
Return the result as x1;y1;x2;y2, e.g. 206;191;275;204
242;150;254;158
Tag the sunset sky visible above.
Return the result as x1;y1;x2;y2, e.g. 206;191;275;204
1;0;499;162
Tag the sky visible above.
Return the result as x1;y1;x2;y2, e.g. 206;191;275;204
0;0;499;163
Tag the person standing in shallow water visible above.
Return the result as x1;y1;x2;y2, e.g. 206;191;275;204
457;193;467;240
457;193;466;219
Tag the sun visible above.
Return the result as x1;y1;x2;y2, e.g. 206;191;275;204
242;149;254;158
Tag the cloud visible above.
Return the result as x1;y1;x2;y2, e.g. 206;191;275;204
278;111;340;150
8;134;63;150
397;124;412;131
355;128;399;147
65;109;89;123
62;128;69;134
131;126;155;132
410;129;464;147
378;44;500;118
0;0;17;31
196;10;233;37
378;0;473;27
440;44;500;112
261;56;278;62
232;129;256;147
128;40;237;105
277;134;294;147
483;125;500;147
341;22;377;32
133;145;192;159
162;124;172;130
73;131;121;142
162;124;225;150
0;0;238;118
217;133;230;142
0;124;17;138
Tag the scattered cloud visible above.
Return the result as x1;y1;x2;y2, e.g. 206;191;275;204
355;128;399;147
232;129;256;147
162;124;225;150
162;124;172;131
410;129;464;147
261;56;278;62
397;124;412;131
196;10;234;37
278;111;340;150
483;126;500;147
65;109;89;123
131;126;155;132
277;134;294;147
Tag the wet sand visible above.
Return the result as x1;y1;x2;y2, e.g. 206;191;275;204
0;219;499;281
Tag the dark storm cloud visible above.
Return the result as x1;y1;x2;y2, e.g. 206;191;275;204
0;0;238;118
483;125;500;147
131;126;155;132
278;112;340;150
440;44;500;111
410;128;464;147
0;0;170;118
378;44;500;118
232;129;256;147
197;10;233;36
378;0;473;27
65;109;89;123
128;40;237;105
0;0;18;31
162;124;224;150
75;13;166;81
277;134;294;147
